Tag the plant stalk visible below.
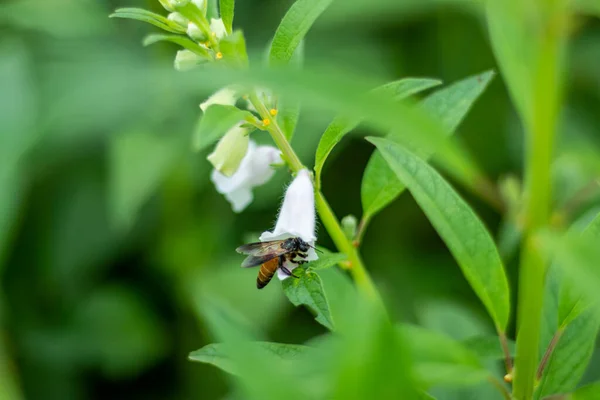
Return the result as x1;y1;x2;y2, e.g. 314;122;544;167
513;4;564;398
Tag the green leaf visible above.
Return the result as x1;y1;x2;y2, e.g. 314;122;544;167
314;77;441;185
418;392;438;400
573;381;600;400
269;0;333;66
305;252;347;271
373;77;442;100
461;335;515;360
219;30;248;68
361;71;494;224
143;34;211;59
282;268;334;330
536;215;600;398
109;8;186;34
220;0;234;34
368;137;510;331
193;105;254;152
277;42;304;141
536;308;600;399
189;342;309;375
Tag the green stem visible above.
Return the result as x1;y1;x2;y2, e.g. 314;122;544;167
513;4;563;399
248;92;383;304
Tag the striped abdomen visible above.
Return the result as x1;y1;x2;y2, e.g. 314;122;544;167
257;257;280;289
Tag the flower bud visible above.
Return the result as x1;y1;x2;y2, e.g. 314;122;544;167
210;18;227;40
159;0;190;12
168;12;188;28
207;124;249;177
174;49;205;71
187;22;206;41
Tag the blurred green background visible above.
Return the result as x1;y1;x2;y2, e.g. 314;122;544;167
1;0;599;399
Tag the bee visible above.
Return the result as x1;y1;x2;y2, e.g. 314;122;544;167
236;237;311;289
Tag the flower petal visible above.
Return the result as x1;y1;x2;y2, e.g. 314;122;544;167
261;169;316;243
210;141;280;213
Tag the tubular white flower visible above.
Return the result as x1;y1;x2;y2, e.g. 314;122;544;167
210;18;227;40
259;169;318;280
211;141;281;213
207;124;249;177
200;87;238;112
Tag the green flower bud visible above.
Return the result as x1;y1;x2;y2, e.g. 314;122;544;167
207;125;250;177
187;22;206;41
341;215;358;241
167;12;188;28
174;49;205;71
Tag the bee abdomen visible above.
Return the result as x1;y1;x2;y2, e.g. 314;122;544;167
257;258;280;289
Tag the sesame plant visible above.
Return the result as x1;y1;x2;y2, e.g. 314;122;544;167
111;0;600;399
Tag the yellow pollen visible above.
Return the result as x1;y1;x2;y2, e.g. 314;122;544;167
262;118;271;126
503;373;513;383
212;32;217;37
242;95;248;100
215;52;223;60
269;108;278;116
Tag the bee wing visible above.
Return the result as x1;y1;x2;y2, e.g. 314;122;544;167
236;240;287;256
241;254;279;268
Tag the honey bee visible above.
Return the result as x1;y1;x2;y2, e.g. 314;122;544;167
236;237;311;289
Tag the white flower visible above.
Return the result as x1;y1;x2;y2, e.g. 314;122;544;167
210;18;227;40
207;124;249;177
211;141;281;213
187;22;206;41
259;169;318;280
200;87;238;112
174;49;205;71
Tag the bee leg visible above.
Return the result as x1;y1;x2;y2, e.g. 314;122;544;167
281;266;300;279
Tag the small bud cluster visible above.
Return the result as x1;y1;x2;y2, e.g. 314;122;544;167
152;0;230;70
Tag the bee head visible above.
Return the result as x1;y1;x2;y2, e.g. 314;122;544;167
297;238;310;253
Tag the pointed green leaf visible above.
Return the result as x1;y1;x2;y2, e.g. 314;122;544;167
314;77;441;184
193;105;254;152
220;0;234;34
189;342;309;375
305;252;347;271
219;30;248;69
269;0;333;66
143;33;211;59
536;214;600;398
283;268;334;330
536;308;600;399
368;137;510;331
361;71;494;224
110;8;186;34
